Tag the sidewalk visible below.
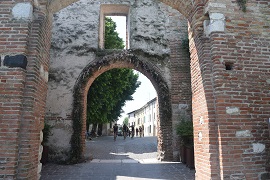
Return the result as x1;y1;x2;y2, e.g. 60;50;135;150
40;136;195;180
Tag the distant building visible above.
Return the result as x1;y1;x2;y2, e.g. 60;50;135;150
127;97;157;136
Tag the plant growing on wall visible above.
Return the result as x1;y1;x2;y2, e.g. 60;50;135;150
41;122;53;164
176;115;193;146
182;37;190;56
176;115;194;168
237;0;247;12
42;123;53;145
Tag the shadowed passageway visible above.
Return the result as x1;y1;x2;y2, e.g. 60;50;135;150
41;136;195;180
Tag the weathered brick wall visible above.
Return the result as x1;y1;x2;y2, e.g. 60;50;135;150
0;68;26;179
0;0;52;179
0;1;33;179
210;1;270;179
185;0;270;179
17;14;52;179
1;0;269;179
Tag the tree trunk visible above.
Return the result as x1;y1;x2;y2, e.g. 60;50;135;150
91;123;97;137
98;123;103;136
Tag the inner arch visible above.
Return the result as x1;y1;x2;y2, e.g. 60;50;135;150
71;50;172;162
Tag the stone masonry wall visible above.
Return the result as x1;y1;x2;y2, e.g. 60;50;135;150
45;0;189;162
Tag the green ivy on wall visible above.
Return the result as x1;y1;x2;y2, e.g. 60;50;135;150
237;0;247;12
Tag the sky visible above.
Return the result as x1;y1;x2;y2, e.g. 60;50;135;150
109;16;157;124
119;71;157;123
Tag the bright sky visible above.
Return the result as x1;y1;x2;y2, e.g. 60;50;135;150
120;71;157;123
108;16;157;124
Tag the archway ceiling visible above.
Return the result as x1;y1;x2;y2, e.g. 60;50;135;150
48;0;194;17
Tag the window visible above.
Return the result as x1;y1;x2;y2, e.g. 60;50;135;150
99;4;130;49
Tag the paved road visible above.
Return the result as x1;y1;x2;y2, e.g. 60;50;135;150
41;136;195;180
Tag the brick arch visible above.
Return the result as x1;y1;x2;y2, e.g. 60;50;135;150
71;50;173;162
49;0;194;17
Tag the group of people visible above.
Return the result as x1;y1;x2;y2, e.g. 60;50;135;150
113;124;144;141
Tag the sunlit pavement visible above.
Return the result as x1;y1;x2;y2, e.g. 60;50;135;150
40;136;195;180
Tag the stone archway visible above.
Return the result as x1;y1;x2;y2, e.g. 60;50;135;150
0;0;269;179
70;50;172;162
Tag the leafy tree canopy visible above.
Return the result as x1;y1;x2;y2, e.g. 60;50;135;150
104;17;125;49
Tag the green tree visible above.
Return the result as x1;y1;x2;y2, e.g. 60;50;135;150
104;17;125;49
123;117;129;126
86;17;139;135
87;69;140;135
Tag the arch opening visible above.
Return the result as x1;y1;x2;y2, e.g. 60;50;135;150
71;50;172;162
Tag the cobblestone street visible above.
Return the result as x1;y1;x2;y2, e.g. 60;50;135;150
41;136;195;180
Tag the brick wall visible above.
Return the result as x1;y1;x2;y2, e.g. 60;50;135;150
186;0;270;179
0;68;26;179
0;0;52;179
0;0;32;179
1;0;269;179
17;14;52;179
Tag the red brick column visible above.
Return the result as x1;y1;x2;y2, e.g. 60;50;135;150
0;1;52;179
16;14;52;180
189;27;220;179
188;1;270;179
0;68;26;179
0;1;33;179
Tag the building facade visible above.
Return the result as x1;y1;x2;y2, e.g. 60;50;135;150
127;98;157;137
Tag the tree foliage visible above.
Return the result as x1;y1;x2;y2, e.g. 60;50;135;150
87;69;140;125
86;17;140;130
104;17;125;49
123;117;129;125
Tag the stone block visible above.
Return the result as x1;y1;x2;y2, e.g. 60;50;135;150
226;107;240;115
3;55;27;69
12;3;33;21
236;130;252;137
252;143;265;153
204;12;225;37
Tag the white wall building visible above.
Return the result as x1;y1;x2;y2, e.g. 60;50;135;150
127;97;157;136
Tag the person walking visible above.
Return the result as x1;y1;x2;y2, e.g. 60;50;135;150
128;127;131;137
142;124;144;137
131;125;135;138
136;128;139;137
123;123;128;140
139;126;142;137
113;124;118;141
